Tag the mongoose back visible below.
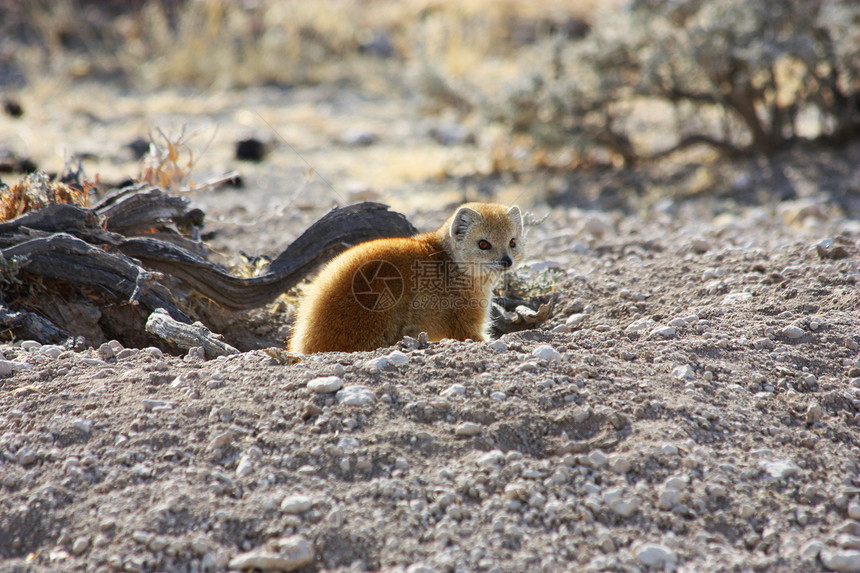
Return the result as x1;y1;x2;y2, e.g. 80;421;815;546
288;203;524;353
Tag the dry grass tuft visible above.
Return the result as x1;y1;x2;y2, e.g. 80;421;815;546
138;126;211;192
0;171;89;223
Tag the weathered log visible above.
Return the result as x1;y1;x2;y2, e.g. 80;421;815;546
2;233;190;322
0;303;70;343
145;308;239;358
120;201;418;310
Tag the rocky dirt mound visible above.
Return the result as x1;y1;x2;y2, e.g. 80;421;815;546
1;195;859;572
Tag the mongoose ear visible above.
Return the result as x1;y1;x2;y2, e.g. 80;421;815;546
507;206;523;236
450;206;482;241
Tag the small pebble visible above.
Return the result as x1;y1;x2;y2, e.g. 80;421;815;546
17;447;37;466
228;536;313;571
386;350;409;366
455;422;482;437
40;345;63;359
236;455;254;478
532;345;562;362
364;357;389;371
142;399;174;411
476;450;505;469
722;292;752;305
441;384;466;398
781;325;805;340
280;495;313;514
650;325;676;338
609;455;632;473
307;376;344;393
487;340;508;353
636;544;678;568
566;313;587;328
820;548;860;573
71;536;90;555
672;365;695;381
759;459;800;480
73;419;93;434
587;450;608;468
336;386;376;406
490;391;507;401
626;318;654;333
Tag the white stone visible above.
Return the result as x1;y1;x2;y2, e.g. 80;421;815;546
337;436;360;453
441;384;466;399
73;419;93;434
17;447;37;466
0;360;13;376
821;548;860;573
490;391;506;401
455;422;482;437
307;376;343;393
800;540;824;560
406;563;437;573
532;345;562;362
625;318;654;333
722;291;753;305
236;455;254;478
672;365;695;381
566;313;587;328
386;350;409;366
336;386;376;406
782;325;805;340
476;450;505;469
658;487;682;510
659;443;679;456
487;340;508;353
610;497;639;517
849;502;860;520
71;536;90;555
664;475;687;490
364;357;389;371
668;317;687;328
228;536;313;571
609;455;632;473
650;325;676;338
280;495;313;514
760;459;801;480
636;544;678;568
587;450;609;467
40;345;63;359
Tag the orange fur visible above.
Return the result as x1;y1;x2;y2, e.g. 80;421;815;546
288;203;524;353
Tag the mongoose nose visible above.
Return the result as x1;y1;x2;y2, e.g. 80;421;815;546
500;255;513;268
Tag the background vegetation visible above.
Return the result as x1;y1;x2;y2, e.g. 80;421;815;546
2;0;859;173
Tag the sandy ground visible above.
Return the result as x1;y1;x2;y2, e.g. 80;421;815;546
1;80;860;573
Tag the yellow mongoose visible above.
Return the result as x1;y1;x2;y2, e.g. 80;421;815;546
288;203;524;353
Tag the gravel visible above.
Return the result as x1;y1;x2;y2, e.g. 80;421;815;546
1;118;860;572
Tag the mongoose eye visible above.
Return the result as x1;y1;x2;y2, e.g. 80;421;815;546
509;238;517;249
478;239;492;250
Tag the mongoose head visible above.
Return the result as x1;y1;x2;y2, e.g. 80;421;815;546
448;203;524;276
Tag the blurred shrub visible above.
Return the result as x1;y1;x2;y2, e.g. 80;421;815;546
490;0;860;166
